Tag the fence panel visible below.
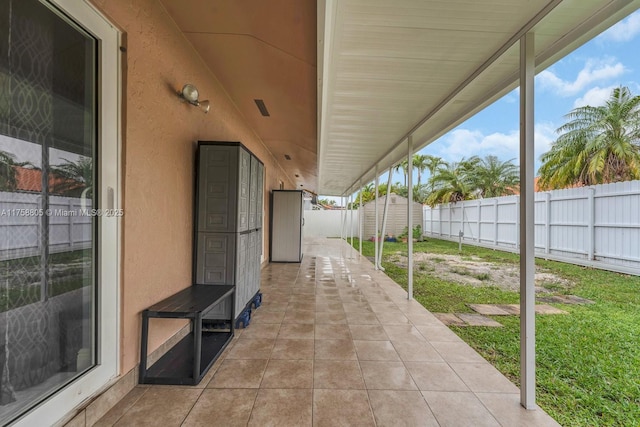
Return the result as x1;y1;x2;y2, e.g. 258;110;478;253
304;209;359;238
0;192;92;261
423;180;640;275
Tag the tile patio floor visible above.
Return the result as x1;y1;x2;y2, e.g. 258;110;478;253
96;237;560;426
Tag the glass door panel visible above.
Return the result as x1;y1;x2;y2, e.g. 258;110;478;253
0;0;96;423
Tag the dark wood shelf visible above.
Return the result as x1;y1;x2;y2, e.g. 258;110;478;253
144;331;232;385
139;284;235;385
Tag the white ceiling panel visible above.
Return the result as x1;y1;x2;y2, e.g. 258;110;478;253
318;0;640;195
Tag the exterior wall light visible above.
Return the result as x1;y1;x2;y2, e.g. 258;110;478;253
178;84;210;113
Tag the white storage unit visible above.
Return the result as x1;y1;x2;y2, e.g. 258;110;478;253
194;142;263;320
270;190;304;262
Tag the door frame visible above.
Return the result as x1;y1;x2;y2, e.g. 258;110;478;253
14;0;121;425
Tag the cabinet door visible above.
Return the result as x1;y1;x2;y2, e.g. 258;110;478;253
256;231;262;290
256;162;264;229
271;191;303;262
249;231;260;297
202;298;231;320
195;233;236;285
237;148;250;232
198;145;239;233
235;233;248;314
248;156;258;229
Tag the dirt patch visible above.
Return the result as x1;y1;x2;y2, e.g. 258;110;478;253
388;252;573;293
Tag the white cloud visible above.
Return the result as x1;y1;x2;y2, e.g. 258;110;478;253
573;85;616;108
537;58;625;96
599;11;640;43
433;122;557;167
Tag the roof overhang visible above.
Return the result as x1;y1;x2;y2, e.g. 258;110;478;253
317;0;640;196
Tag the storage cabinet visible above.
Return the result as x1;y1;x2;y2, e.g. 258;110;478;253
194;142;263;321
270;190;304;262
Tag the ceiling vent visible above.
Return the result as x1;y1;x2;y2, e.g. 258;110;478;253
254;99;270;117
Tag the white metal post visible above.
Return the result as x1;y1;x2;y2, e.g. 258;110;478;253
374;165;379;270
349;193;354;249
407;136;414;300
378;168;393;269
359;180;363;255
341;196;345;241
519;32;536;410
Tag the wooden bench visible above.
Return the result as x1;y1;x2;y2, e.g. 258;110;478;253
139;284;234;385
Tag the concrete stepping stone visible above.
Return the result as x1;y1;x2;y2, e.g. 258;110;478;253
433;313;466;326
456;313;503;327
538;295;595;305
467;304;511;316
493;304;568;315
496;304;521;315
535;304;568;315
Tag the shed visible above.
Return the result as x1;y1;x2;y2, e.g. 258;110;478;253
363;194;423;239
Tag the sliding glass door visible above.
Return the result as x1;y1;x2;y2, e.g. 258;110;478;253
0;0;118;424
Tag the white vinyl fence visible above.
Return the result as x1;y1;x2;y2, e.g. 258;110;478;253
304;209;359;238
424;180;640;275
0;192;92;261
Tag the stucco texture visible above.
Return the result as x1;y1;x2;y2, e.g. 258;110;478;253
90;0;294;374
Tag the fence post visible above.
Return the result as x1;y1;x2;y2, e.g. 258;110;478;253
494;198;498;246
439;204;443;236
588;188;595;260
515;195;520;249
430;205;433;235
476;199;481;242
69;199;75;247
448;203;452;238
460;203;465;239
545;192;551;254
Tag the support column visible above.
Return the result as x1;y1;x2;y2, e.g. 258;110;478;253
374;165;379;270
349;193;354;251
359;180;363;255
378;168;393;269
519;32;536;410
341;196;345;241
407;136;414;300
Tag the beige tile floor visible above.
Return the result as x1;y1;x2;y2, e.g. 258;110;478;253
96;237;560;426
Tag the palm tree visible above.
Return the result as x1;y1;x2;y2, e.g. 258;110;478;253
0;150;19;191
538;86;640;189
471;155;519;198
425;157;479;206
412;154;428;187
424;155;445;175
51;156;93;197
0;150;33;191
394;160;408;187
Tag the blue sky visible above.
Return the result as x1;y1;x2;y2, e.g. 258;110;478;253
323;10;640;201
424;10;640;176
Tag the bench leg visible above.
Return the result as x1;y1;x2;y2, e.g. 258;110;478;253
139;313;150;383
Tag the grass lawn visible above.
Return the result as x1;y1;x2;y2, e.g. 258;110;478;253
350;237;640;427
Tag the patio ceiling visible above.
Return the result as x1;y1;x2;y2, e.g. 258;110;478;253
160;0;318;190
317;0;640;196
159;1;639;196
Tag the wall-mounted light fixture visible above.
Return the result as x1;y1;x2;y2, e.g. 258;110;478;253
178;84;210;113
